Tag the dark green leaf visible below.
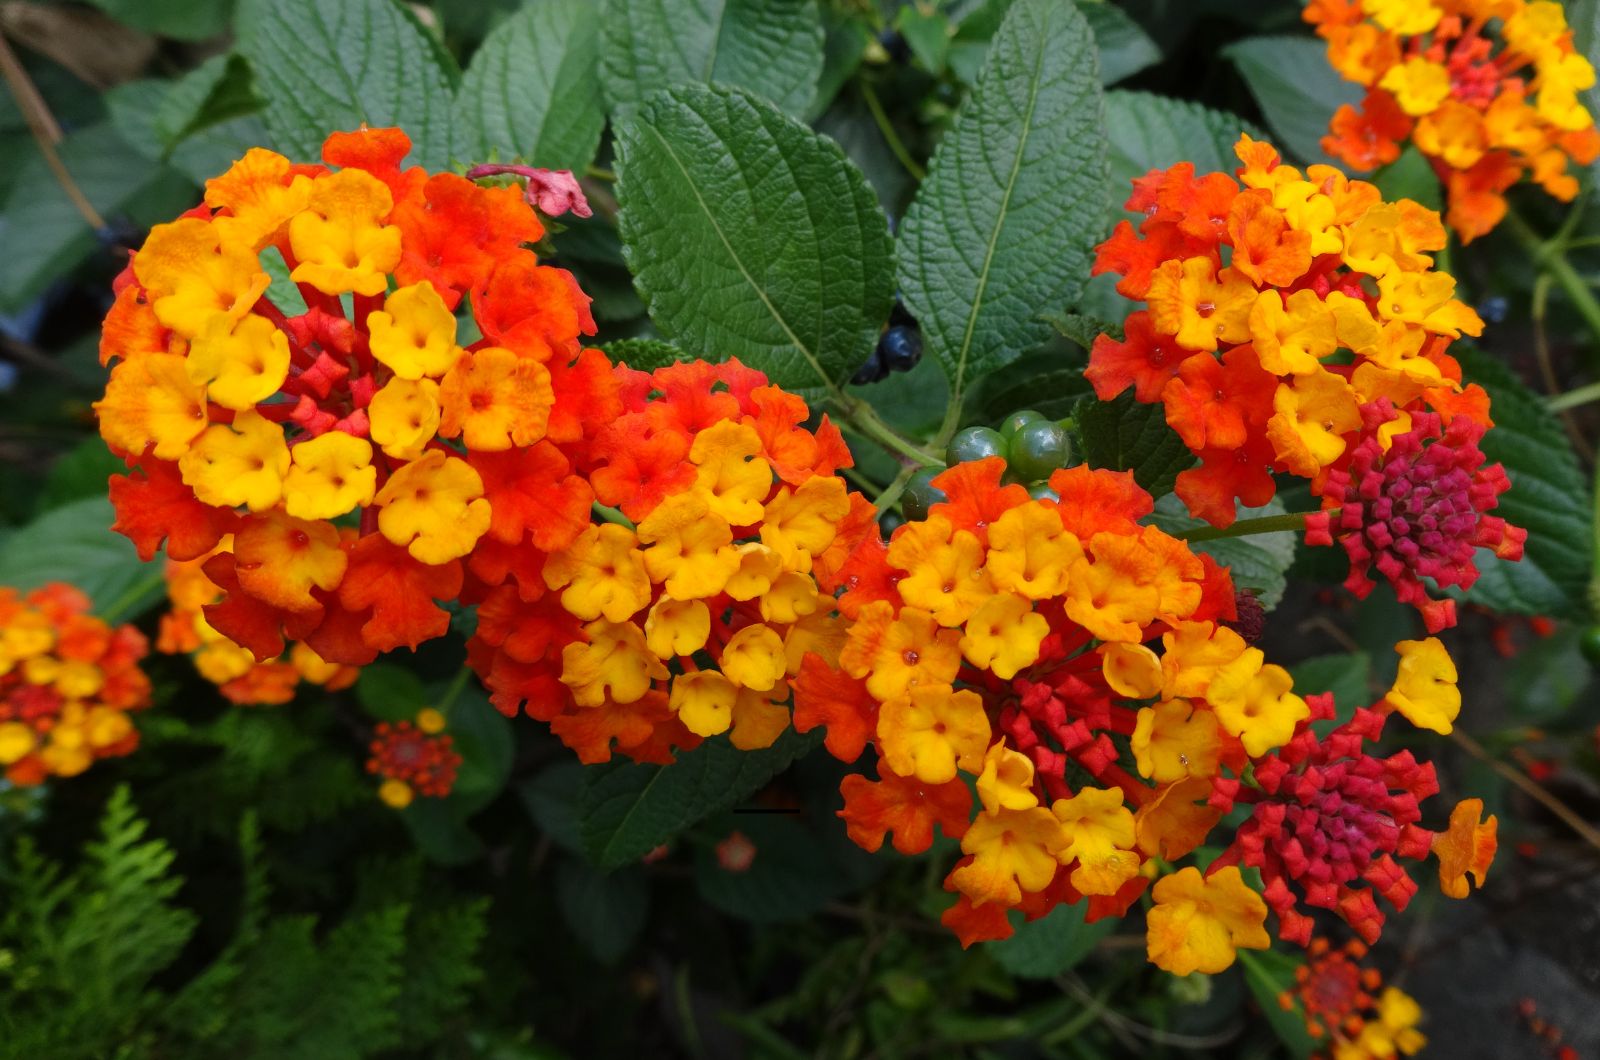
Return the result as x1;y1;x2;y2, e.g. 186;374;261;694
966;347;1091;424
1151;496;1295;610
1374;146;1443;213
1454;348;1592;619
84;0;235;40
896;7;950;75
1073;392;1194;498
1224;36;1360;166
897;0;1108;400
1078;1;1159;85
988;902;1116;978
355;665;431;721
0;497;164;619
1238;948;1314;1059
1044;310;1121;349
236;0;457;168
455;0;606;172
1289;652;1374;711
602;0;825;116
605;338;687;372
517;762;588;853
1105;91;1264;202
400;798;486;865
37;439;125;513
694;815;852;922
556;859;650;964
576;729;821;868
442;684;514;816
614;83;894;392
0;124;194;313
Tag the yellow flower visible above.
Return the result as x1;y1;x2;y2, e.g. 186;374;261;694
840;603;962;701
1265;369;1362;477
288;168;401;296
1380;57;1452;117
1160;621;1248;700
958;592;1048;680
643;597;711;659
133;218;269;338
543;524;652;623
366;281;461;380
1146;257;1255;351
1145;866;1270;975
637;491;740;600
0;721;38;764
1249;289;1335;376
179;408;290;512
1386;637;1459;734
368;377;442;461
760;476;850;573
560;619;668;707
952;807;1069;906
1205;648;1309;756
283;431;376;520
689;420;772;525
759;570;821;624
670;670;738;737
1052;787;1140;895
186;313;291;410
378;778;414;809
374;449;492;564
1413;101;1490;170
1064;534;1162;643
976;741;1038;814
983;502;1082;599
721;624;787;692
438;346;554;451
877;684;990;784
888;516;992;626
724;543;785;601
97;353;209;460
729;682;791;751
1132;698;1222;782
1375;271;1484;337
1100;641;1163;699
1365;0;1440;35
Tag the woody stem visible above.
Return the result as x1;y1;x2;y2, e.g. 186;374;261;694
1449;729;1600;856
1177;510;1313;543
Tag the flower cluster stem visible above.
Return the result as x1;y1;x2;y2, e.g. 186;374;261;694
1178;511;1313;543
837;398;944;468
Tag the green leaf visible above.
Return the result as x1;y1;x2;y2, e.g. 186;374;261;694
605;337;687;372
517;762;588;853
1238;948;1314;1059
0;124;194;313
1290;652;1373;711
1374;146;1443;213
1073;392;1194;499
1455;348;1592;619
1078;1;1159;85
84;0;236;40
602;0;825;116
556;859;650;964
614;83;894;393
1569;0;1600;166
576;729;821;868
1105;91;1264;203
897;0;1108;402
236;0;457;168
37;439;126;513
693;815;853;922
356;665;431;721
987;902;1115;979
0;497;164;619
1151;495;1296;610
455;0;606;172
896;7;951;75
1224;36;1361;166
442;683;514;816
967;348;1091;424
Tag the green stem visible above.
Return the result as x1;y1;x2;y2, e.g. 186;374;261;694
1506;209;1600;369
584;164;616;182
1590;447;1600;619
435;666;473;719
1548;379;1600;412
838;398;943;466
98;568;165;625
874;464;919;517
861;80;925;182
1178;510;1312;543
592;501;635;530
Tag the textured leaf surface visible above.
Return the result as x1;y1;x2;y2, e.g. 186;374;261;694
1151;496;1295;610
988;903;1115;978
602;0;824;115
1079;1;1159;85
1105;91;1261;198
1225;36;1360;166
1455;350;1592;619
615;83;893;392
576;729;820;868
605;338;688;372
455;0;606;172
1074;392;1194;499
236;0;456;168
0;498;164;619
897;0;1108;401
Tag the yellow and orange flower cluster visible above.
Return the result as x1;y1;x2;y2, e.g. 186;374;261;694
0;583;150;785
368;707;460;808
158;543;358;705
1283;937;1426;1060
467;356;862;764
1307;0;1599;241
96;127;601;673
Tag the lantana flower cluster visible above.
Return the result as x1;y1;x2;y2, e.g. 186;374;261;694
368;707;460;808
1088;135;1523;631
0;584;150;785
1306;0;1599;241
159;542;359;705
794;458;1493;974
1283;937;1426;1060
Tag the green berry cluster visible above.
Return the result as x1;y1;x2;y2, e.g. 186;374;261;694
902;410;1075;520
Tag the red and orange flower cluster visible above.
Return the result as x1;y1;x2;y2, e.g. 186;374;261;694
1284;937;1426;1060
1307;0;1599;241
793;458;1492;973
0;584;150;785
158;542;358;704
367;707;460;808
1089;135;1523;632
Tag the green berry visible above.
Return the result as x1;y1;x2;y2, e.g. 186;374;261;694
1008;420;1071;482
901;468;946;522
998;409;1045;441
1579;625;1600;666
946;426;1007;466
1028;482;1059;502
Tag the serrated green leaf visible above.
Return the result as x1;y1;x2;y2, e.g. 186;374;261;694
1073;392;1194;499
897;0;1108;404
150;54;257;148
614;83;893;393
0;497;163;620
576;729;821;868
694;815;853;922
556;859;650;964
1105;91;1264;202
1078;1;1159;85
967;348;1091;424
0;124;193;312
1044;310;1121;349
1151;495;1295;610
605;338;686;372
602;0;824;116
1225;36;1360;166
84;0;235;40
236;0;456;168
1453;348;1592;619
455;0;605;172
987;902;1115;979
